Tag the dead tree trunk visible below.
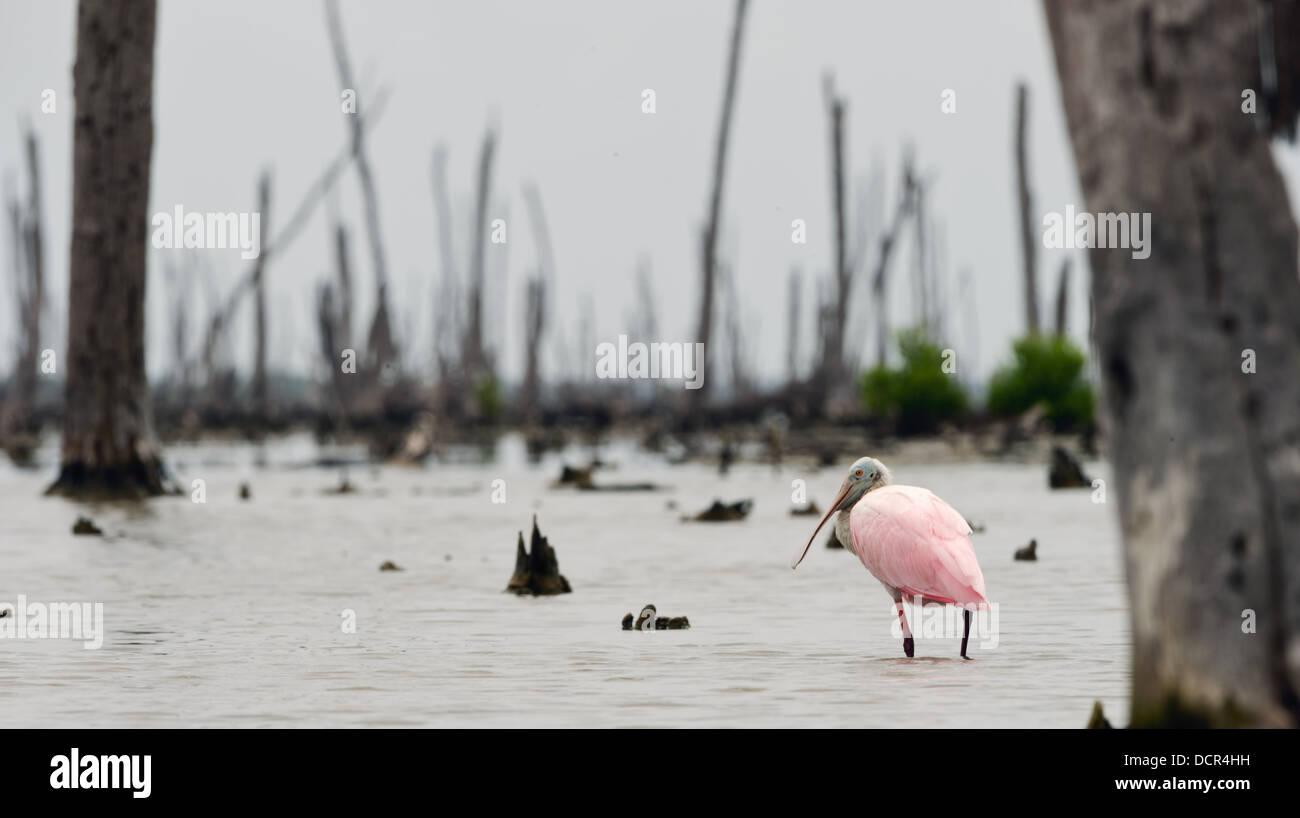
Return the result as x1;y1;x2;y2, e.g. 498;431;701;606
820;75;850;407
1053;257;1071;338
465;127;497;382
786;267;801;382
912;178;930;334
1045;0;1300;727
331;219;353;415
3;126;44;445
872;156;916;367
693;0;748;404
325;0;395;377
250;171;271;425
49;0;167;498
430;145;459;380
1015;82;1040;335
520;183;553;415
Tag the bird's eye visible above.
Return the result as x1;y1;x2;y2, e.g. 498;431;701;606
855;469;863;477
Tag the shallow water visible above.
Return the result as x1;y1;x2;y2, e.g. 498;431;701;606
0;435;1128;728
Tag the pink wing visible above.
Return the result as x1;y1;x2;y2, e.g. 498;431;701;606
847;485;989;609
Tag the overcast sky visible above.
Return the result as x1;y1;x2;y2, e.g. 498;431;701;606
3;0;1299;388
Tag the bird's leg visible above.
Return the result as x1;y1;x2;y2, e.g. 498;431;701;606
893;595;914;658
960;609;972;660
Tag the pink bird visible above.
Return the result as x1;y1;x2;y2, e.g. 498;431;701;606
792;456;989;658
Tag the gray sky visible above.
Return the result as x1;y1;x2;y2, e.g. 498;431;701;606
3;0;1299;388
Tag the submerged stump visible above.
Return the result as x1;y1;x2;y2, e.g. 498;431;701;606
623;603;690;630
1014;539;1038;561
72;516;102;536
1086;701;1112;729
690;498;752;522
506;515;571;596
1048;445;1090;489
790;501;820;517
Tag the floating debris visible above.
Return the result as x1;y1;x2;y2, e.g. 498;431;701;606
1014;539;1038;561
623;603;690;630
506;515;572;596
72;516;102;536
1086;701;1112;729
239;482;251;500
634;604;656;630
557;464;595;489
324;476;357;496
1049;445;1091;489
379;560;403;572
718;439;735;475
791;500;821;517
688;498;752;522
556;462;659;492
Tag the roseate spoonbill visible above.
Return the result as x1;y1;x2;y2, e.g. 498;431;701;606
792;457;989;659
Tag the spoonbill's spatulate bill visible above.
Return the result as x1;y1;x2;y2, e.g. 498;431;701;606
792;457;989;659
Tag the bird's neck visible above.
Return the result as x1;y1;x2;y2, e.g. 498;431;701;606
835;508;854;552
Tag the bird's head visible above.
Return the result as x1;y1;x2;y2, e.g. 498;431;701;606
790;457;891;570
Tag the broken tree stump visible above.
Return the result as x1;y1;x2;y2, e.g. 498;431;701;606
1014;539;1038;561
689;498;753;522
506;515;572;596
622;603;691;630
1048;445;1090;489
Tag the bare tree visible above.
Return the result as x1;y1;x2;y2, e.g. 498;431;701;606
1014;82;1040;334
693;0;748;404
1052;257;1071;338
1045;0;1300;726
325;0;396;377
163;256;193;400
187;89;391;394
912;177;930;334
250;171;271;424
634;254;658;342
2;125;45;449
48;0;166;497
431;144;460;379
465;126;497;381
520;183;554;414
722;261;751;398
786;267;801;382
817;73;852;405
872;154;917;367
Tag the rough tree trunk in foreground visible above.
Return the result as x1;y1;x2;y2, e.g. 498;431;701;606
49;0;167;498
1045;0;1300;726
